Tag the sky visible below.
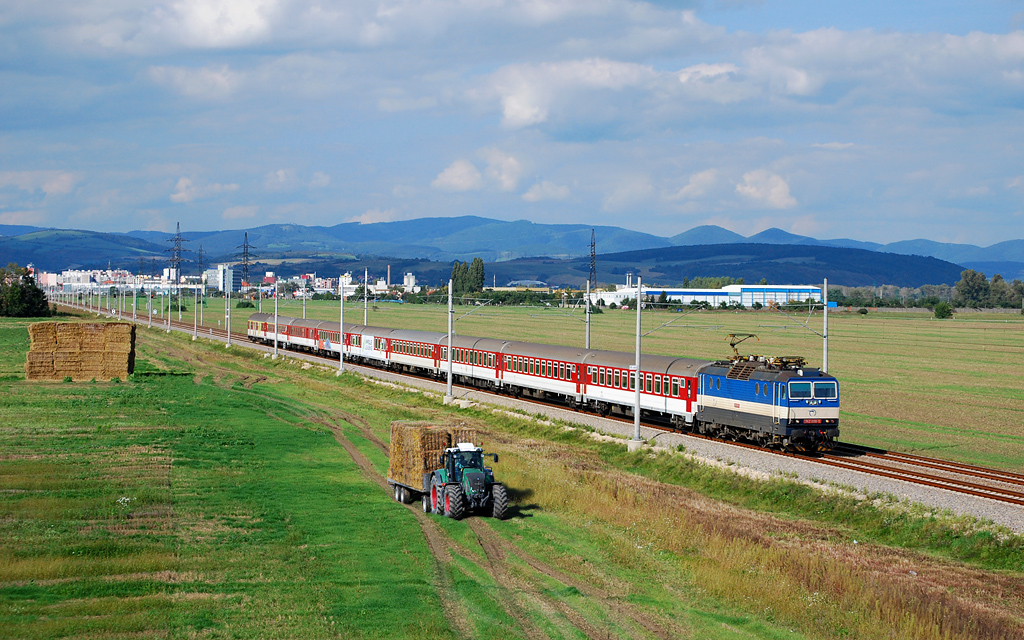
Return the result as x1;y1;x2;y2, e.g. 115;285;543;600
0;1;1022;246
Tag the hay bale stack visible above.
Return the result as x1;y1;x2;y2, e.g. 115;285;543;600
25;322;135;381
387;421;478;490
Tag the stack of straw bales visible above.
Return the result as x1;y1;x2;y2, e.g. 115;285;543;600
26;322;135;381
387;421;478;490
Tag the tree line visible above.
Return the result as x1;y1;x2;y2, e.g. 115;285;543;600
829;270;1023;310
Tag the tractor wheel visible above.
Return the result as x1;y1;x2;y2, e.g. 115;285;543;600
491;484;509;520
445;485;466;520
431;479;441;514
422;492;431;513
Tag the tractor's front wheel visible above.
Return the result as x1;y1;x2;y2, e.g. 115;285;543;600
431;478;441;514
445;485;466;520
491;484;508;520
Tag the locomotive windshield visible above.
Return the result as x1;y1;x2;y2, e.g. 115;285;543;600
789;382;812;398
813;381;837;399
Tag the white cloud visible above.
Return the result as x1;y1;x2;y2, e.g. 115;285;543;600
0;210;42;225
485;58;656;127
678;63;738;83
223;205;258;219
347;208;398;224
813;142;855;150
522;181;570;202
669;169;717;200
0;171;80;195
148;64;240;99
603;176;653;211
736;170;797;209
431;160;482;191
309;171;331;188
481;148;522;191
1007;176;1024;189
169;176;239;203
264;168;297;191
159;0;280;49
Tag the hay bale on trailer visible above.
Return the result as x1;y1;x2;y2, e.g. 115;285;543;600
386;422;478;496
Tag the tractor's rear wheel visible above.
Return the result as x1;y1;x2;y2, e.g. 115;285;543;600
445;485;466;520
491;484;508;520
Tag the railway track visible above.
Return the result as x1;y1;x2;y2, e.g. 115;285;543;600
60;303;1024;508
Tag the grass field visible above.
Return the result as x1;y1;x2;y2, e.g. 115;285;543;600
134;297;1024;472
2;316;1023;639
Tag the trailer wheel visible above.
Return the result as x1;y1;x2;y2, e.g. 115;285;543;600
393;484;401;502
400;486;413;504
422;492;431;513
491;484;508;520
445;485;465;520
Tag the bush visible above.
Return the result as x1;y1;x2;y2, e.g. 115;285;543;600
933;301;953;319
236;300;255;309
857;308;868;315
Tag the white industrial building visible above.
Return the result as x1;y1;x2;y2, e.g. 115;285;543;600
589;284;822;307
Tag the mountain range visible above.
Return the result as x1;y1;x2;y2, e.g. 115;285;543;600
1;217;1021;286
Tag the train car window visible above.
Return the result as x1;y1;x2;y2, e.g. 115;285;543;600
629;372;635;390
754;382;759;395
654;376;661;395
598;369;604;385
813;382;837;399
715;377;721;391
790;382;811;398
672;379;679;397
612;370;619;388
590;368;596;384
780;385;786;399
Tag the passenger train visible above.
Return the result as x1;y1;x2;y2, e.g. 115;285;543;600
247;313;840;452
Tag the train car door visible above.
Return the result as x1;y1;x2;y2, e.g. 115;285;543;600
773;383;782;424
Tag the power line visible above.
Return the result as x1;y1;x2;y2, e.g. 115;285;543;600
166;222;190;280
589;228;597;291
236;232;257;289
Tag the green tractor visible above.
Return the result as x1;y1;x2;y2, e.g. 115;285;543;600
424;442;508;520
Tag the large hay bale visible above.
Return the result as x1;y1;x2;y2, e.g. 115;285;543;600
28;323;57;350
55;324;83;350
26;321;135;382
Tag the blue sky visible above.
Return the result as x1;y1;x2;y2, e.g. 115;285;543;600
0;1;1022;245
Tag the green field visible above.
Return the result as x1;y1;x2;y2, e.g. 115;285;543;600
2;316;1023;639
120;297;1024;472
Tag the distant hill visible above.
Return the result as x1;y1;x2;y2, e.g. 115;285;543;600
126;217;671;263
485;243;966;288
0;224;45;237
669;225;744;245
4;216;1022;284
0;230;165;271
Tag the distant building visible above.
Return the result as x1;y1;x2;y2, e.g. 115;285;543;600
505;279;547;287
589;284;822;307
215;264;241;292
